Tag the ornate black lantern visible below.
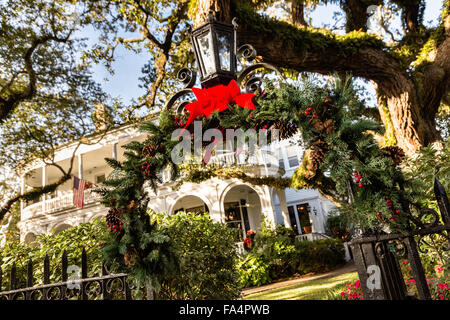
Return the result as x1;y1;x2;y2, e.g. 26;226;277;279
189;13;237;88
164;14;281;112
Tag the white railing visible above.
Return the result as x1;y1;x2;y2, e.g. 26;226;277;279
296;232;331;242
209;149;279;168
22;190;101;219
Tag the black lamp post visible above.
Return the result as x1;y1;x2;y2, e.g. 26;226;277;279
189;12;237;88
164;13;280;112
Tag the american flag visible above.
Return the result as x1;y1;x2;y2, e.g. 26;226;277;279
73;177;92;208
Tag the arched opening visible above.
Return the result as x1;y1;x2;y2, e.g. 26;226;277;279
52;223;72;234
223;185;262;242
172;195;209;215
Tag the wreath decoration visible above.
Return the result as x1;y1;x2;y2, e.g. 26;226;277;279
96;72;427;295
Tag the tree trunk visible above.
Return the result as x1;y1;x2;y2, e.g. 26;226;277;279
375;76;442;154
290;0;307;27
192;0;232;27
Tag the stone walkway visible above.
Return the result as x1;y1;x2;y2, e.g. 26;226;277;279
242;262;357;297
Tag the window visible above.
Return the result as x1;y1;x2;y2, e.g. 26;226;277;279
297;203;312;234
224;200;250;242
95;174;106;184
288;156;299;168
287;206;299;235
278;159;285;169
286;146;299;168
175;204;208;215
287;203;313;234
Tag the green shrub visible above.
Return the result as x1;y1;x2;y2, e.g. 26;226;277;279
252;223;298;279
295;238;346;274
0;218;106;290
155;212;242;300
237;253;271;288
241;220;346;285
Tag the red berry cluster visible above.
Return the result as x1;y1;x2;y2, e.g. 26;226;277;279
107;221;123;235
174;116;184;127
377;199;401;229
302;107;318;118
141;161;152;177
353;169;363;188
254;124;269;131
386;199;401;222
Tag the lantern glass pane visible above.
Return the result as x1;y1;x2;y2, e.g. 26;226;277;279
216;30;231;71
197;31;215;76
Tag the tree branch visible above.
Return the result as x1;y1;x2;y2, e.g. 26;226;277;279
421;14;450;118
391;0;425;33
290;0;307;28
0;33;72;122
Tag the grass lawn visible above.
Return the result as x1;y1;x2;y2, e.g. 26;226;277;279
242;271;359;300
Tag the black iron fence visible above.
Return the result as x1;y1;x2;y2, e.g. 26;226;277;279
350;178;450;300
0;249;132;300
2;179;448;300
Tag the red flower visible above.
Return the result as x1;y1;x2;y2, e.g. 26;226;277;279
244;237;252;248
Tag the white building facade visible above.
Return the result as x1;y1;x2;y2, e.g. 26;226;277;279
17;123;336;244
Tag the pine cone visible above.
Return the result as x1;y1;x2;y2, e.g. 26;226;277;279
142;144;164;158
381;146;405;166
273;121;298;139
124;249;136;267
322;119;336;135
106;208;122;228
312;118;335;135
309;140;328;170
311;118;324;131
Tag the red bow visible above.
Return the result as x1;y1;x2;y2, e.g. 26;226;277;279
182;80;255;129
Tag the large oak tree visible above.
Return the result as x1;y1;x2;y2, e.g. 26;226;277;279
0;0;119;221
191;0;449;155
88;0;448;155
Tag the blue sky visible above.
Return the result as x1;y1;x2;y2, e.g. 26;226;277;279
84;1;444;106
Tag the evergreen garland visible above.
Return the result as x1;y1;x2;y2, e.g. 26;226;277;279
97;75;428;290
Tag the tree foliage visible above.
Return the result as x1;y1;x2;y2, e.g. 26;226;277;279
0;218;106;290
78;0;449;155
0;0;123;221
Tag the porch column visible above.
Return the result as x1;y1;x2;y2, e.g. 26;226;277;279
275;189;291;228
260;186;277;228
311;199;326;233
41;165;46;213
20;175;25;217
112;143;118;160
209;183;222;223
78;153;83;179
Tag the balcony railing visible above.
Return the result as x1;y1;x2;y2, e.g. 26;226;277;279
22;190;101;220
208;149;279;168
154;149;282;187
